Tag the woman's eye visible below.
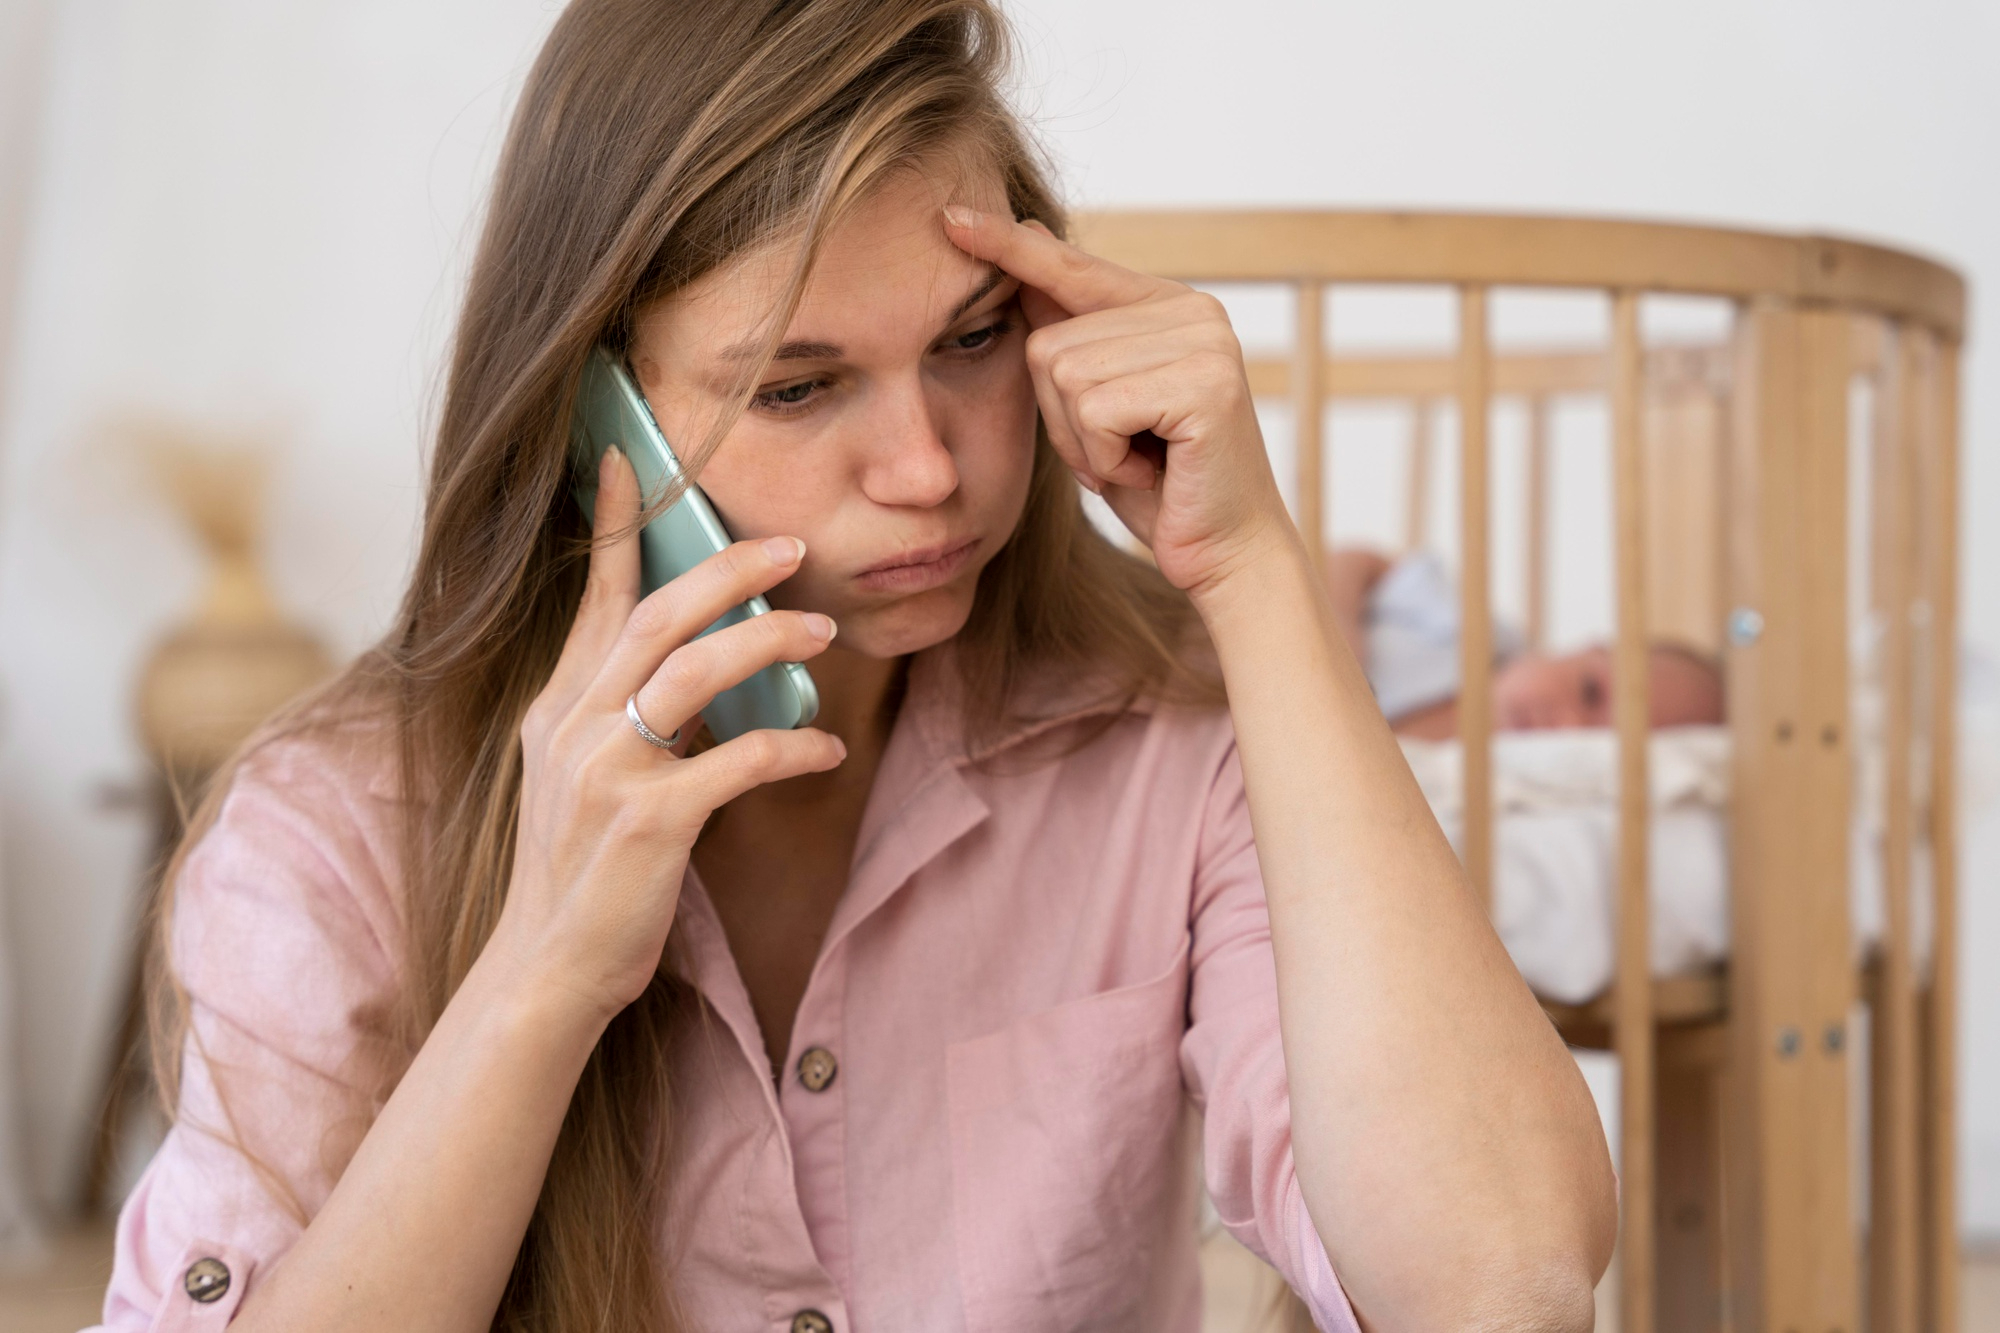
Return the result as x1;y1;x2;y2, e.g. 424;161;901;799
945;317;1012;354
752;378;826;413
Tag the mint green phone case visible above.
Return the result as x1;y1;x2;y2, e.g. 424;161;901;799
570;346;819;741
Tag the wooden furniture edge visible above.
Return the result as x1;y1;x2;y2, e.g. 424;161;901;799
1070;209;1967;339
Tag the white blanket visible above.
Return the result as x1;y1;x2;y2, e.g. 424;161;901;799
1399;726;1732;818
1396;726;1925;1005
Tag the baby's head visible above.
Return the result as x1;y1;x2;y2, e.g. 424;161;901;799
1492;642;1724;731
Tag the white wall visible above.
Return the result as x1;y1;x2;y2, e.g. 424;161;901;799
0;0;1993;1236
0;0;563;1206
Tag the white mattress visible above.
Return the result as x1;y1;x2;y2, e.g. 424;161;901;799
1399;727;1921;1005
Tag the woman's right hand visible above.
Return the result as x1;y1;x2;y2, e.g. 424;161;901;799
488;446;845;1023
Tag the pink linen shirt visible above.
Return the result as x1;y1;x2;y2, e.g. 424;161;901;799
94;651;1360;1332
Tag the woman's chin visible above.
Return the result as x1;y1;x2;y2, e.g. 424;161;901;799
834;585;977;659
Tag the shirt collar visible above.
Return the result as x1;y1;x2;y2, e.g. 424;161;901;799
896;642;1159;771
666;645;1158;1066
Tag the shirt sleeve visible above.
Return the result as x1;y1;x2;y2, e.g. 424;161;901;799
1178;738;1362;1333
89;732;404;1332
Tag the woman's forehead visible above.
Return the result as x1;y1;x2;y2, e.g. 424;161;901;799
640;165;1012;364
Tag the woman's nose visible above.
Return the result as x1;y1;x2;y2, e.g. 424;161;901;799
858;377;959;509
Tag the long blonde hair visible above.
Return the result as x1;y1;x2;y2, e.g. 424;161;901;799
150;1;1216;1329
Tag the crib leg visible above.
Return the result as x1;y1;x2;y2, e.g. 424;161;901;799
1919;981;1959;1333
1657;1024;1728;1333
1721;302;1861;1333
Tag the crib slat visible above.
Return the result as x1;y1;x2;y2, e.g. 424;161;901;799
1404;398;1432;552
1525;395;1551;651
1798;307;1863;1329
1723;302;1800;1326
1924;334;1962;1333
1455;286;1493;905
1294;280;1326;562
1871;322;1924;1333
1609;290;1657;1333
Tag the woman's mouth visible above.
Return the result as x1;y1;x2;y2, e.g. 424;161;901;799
854;538;979;594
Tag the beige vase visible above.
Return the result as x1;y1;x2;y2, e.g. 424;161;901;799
130;437;332;785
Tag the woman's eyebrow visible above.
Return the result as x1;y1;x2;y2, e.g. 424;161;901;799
944;265;1010;324
722;337;843;364
716;266;1013;365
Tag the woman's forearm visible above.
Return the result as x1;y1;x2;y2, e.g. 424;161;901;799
1193;526;1615;1331
231;943;608;1333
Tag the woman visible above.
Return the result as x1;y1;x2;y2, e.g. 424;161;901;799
101;1;1614;1329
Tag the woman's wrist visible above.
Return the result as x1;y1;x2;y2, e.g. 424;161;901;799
1184;512;1318;628
472;914;622;1050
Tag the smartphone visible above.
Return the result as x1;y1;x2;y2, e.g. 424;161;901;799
570;345;819;741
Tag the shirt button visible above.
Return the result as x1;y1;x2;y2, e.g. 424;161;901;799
790;1310;833;1333
183;1257;231;1303
796;1046;838;1092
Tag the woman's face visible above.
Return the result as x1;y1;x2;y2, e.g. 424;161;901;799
626;166;1036;658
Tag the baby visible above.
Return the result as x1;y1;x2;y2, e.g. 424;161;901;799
1322;548;1725;740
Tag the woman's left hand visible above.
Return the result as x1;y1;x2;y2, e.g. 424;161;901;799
942;206;1296;600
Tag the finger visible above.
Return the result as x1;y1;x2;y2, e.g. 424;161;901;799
1023;319;1147;492
632;607;837;739
1025;357;1096;491
1052;365;1146;490
1020;286;1232;350
1043;322;1235;419
1071;330;1241;488
671;727;849;809
587;534;808;708
1012;223;1074;335
547;447;644;701
1080;423;1159;493
1070;352;1244;492
941;206;1160;316
1016;281;1068;333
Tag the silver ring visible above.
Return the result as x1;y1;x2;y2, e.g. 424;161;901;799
626;694;681;750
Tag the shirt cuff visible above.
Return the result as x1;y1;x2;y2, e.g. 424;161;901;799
148;1238;257;1331
1288;1190;1363;1333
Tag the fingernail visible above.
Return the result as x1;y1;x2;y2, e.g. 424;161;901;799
803;612;837;641
601;445;623;474
763;536;805;565
1070;467;1102;495
942;204;980;228
832;736;849;761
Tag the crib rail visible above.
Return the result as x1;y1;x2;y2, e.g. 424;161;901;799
1070;210;1966;336
1070;210;1966;1333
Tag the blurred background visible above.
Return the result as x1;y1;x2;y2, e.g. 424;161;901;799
0;0;1994;1328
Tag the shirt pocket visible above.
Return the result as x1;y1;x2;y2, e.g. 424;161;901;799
944;942;1191;1332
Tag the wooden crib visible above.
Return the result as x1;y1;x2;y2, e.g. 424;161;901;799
1069;210;1967;1333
